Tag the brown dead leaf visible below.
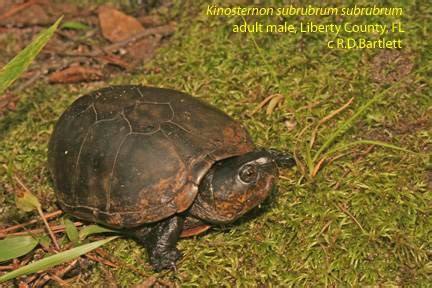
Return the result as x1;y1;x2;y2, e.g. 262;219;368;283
0;2;50;26
137;15;162;27
126;34;162;64
98;6;145;42
0;1;81;26
248;93;284;117
266;94;284;115
49;65;102;83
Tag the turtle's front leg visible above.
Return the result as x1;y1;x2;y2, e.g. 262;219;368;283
130;216;184;271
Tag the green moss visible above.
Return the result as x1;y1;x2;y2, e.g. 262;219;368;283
1;0;431;286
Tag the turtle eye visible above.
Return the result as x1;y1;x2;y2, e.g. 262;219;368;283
239;164;257;183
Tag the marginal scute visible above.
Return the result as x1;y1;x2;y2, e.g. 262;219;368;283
175;182;198;212
48;100;97;205
49;85;255;228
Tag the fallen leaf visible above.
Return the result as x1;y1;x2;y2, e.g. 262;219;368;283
126;34;162;64
98;6;145;42
14;180;41;212
0;236;39;262
64;218;79;243
0;1;81;26
0;3;50;26
137;15;161;27
49;66;102;83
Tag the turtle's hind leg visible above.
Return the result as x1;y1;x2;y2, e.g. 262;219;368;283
128;216;184;271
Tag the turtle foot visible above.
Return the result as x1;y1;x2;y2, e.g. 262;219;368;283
130;216;184;271
150;248;182;271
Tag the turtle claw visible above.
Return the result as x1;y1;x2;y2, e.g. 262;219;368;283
151;248;182;272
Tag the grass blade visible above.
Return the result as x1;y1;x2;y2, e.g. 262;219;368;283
0;16;63;95
312;85;397;162
240;16;277;83
0;236;118;282
0;236;39;262
323;139;423;158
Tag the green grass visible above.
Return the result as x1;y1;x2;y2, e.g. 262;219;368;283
1;0;431;286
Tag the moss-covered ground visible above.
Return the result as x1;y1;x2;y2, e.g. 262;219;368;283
1;0;431;286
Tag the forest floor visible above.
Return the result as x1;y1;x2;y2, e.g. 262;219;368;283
0;0;431;287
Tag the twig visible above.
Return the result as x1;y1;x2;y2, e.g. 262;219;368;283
14;176;61;251
311;152;350;177
33;259;79;287
103;24;176;53
95;248;149;277
0;210;63;233
317;220;333;238
0;222;83;238
310;156;328;177
86;253;117;268
48;274;70;286
336;203;367;234
35;206;60;250
55;259;79;277
309;97;354;149
33;272;51;287
0;0;39;21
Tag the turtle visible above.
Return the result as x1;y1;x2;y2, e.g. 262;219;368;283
48;85;295;270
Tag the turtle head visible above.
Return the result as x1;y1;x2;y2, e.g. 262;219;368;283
189;150;292;224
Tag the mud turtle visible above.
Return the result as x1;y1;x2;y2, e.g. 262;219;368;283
48;85;295;270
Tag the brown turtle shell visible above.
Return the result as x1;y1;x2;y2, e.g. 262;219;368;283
48;85;254;228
